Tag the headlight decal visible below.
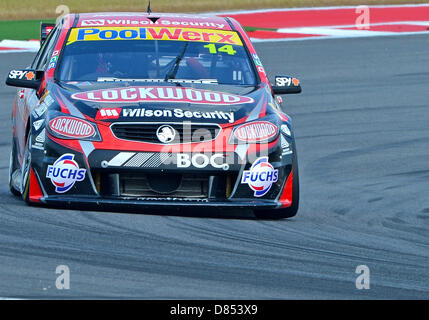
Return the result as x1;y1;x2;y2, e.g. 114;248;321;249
49;116;96;139
231;121;278;144
233;121;278;143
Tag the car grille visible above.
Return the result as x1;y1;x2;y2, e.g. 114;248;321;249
111;123;221;144
92;171;239;200
120;173;209;198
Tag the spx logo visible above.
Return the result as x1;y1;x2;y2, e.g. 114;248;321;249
241;157;278;197
46;154;86;193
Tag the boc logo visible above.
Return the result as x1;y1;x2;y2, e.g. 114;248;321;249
46;154;86;193
241;157;278;197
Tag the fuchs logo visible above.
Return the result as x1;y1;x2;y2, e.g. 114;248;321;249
241;157;278;197
49;116;96;139
234;121;277;143
46;154;86;193
95;108;121;120
71;86;254;105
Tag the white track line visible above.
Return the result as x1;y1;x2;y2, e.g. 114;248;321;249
213;3;429;15
0;39;40;53
250;30;429;42
0;39;40;49
277;27;394;37
0;50;37;54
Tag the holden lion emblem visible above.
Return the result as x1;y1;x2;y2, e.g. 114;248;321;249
156;125;176;144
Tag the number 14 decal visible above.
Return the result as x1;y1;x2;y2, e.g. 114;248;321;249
204;44;237;55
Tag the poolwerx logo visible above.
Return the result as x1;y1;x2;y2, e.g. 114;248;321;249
67;27;243;46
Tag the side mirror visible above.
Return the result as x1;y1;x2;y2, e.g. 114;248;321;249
272;75;302;95
5;69;43;89
41;23;55;45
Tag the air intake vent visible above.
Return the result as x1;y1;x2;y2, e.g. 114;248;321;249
120;173;209;198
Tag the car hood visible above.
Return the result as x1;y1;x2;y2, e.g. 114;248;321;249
49;81;275;126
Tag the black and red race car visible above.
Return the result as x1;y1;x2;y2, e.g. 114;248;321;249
5;12;302;219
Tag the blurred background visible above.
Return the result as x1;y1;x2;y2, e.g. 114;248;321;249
1;0;427;20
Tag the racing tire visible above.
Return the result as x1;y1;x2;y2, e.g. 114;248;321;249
9;138;21;196
20;131;32;204
254;154;300;220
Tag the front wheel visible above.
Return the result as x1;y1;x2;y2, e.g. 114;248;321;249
20;130;32;203
8;139;21;196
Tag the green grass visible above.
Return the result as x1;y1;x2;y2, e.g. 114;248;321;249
244;26;277;32
0;19;55;40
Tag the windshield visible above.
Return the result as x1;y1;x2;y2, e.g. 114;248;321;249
57;27;257;85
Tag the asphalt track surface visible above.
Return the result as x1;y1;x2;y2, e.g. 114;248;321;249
0;34;429;299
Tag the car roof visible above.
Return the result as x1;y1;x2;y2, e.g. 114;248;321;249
74;12;233;31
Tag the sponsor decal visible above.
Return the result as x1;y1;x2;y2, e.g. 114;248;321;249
252;53;266;75
120;107;235;123
8;70;35;81
177;153;229;170
25;71;35;80
32;103;48;118
136;197;209;202
33;119;44;131
281;124;291;136
49;116;96;139
96;77;218;85
156;125;176;144
234;121;277;143
48;55;59;70
42;94;55;107
275;76;300;87
46;154;86;193
281;136;292;155
81;17;225;29
81;19;105;26
32;143;44;151
104;152;230;170
241;157;278;197
71;86;253;106
67;27;242;46
19;89;25;99
95;108;121;120
44;25;54;36
36;129;46;143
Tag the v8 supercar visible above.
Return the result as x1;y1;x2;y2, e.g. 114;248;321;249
6;13;302;219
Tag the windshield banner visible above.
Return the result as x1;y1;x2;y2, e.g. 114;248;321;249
67;27;243;46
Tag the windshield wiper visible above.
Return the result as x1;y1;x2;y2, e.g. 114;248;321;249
164;42;189;82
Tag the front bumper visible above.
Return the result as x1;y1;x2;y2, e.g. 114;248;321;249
29;128;295;210
42;195;280;210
